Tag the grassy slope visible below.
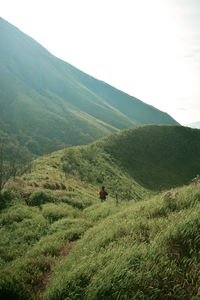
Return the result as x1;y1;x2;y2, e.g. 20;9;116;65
100;125;200;190
0;18;179;156
59;125;200;191
1;125;200;299
44;184;200;300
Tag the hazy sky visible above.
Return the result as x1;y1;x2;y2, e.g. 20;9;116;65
1;0;200;124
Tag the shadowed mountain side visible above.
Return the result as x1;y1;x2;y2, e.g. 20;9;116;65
0;18;179;156
99;125;200;190
68;66;176;125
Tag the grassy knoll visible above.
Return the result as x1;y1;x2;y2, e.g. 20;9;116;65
0;125;200;299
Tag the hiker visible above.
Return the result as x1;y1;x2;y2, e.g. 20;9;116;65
99;186;108;202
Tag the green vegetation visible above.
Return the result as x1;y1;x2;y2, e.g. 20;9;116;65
0;137;32;199
100;125;200;190
44;184;200;300
1;184;200;299
0;126;200;299
60;125;200;191
0;17;178;158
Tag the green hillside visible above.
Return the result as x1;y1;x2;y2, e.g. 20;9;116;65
54;125;200;192
99;125;200;190
1;125;200;299
0;18;179;157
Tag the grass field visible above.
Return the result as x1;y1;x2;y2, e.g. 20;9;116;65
1;125;200;299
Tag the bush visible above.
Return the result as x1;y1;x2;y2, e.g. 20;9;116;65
0;189;21;210
0;205;34;226
27;190;55;206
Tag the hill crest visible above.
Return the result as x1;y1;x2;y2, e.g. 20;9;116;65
14;125;200;195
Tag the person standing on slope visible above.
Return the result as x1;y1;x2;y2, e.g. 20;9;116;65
99;186;108;202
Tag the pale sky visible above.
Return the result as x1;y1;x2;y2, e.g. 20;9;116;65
1;0;200;125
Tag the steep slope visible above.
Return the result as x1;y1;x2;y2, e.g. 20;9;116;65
0;18;179;156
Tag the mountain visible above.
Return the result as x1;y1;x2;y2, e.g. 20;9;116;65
187;121;200;129
1;125;200;299
0;18;179;156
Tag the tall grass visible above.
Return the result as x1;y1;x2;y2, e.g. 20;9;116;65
1;126;200;299
1;183;200;299
43;184;200;300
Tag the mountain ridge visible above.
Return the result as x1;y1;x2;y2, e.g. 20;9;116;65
0;17;179;157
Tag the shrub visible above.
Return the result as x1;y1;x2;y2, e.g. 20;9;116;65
27;190;55;206
0;205;34;226
0;189;21;210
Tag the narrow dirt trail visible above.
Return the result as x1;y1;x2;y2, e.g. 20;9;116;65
36;241;77;299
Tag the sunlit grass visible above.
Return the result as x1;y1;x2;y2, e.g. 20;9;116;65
43;184;200;300
1;126;200;299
